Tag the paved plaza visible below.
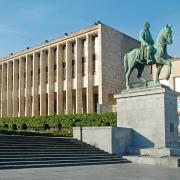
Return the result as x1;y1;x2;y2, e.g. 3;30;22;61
0;163;180;180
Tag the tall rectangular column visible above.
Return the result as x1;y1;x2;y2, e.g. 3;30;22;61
32;53;39;116
48;47;54;115
76;38;83;114
86;35;94;113
25;55;32;116
13;60;19;117
66;42;73;114
1;63;7;117
40;50;47;116
57;45;63;114
19;57;25;116
7;61;13;117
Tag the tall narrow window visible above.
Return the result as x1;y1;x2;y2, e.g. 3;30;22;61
82;57;85;76
92;54;96;74
82;39;86;76
46;51;48;83
82;39;86;58
72;42;76;60
31;56;33;87
72;60;75;78
72;42;76;78
92;36;98;74
62;62;66;80
38;53;40;85
24;59;26;88
54;48;57;82
62;45;66;61
54;64;57;82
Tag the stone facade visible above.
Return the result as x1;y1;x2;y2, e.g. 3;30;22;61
0;23;139;117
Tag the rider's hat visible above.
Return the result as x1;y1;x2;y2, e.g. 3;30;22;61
144;21;150;27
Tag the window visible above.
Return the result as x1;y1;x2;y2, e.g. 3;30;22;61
63;62;66;80
54;64;57;82
54;64;57;70
62;46;66;60
82;57;86;76
82;39;86;57
72;60;75;78
92;54;96;74
72;42;76;60
92;36;98;75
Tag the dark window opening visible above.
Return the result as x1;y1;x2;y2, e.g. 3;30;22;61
82;57;85;76
72;60;75;78
63;62;66;80
93;59;96;74
54;64;57;70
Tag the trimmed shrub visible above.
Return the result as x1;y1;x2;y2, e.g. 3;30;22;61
102;121;111;126
21;124;27;130
57;122;62;130
3;124;9;129
0;112;117;130
11;124;17;131
43;123;50;130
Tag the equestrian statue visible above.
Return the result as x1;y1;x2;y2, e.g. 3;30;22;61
124;22;173;89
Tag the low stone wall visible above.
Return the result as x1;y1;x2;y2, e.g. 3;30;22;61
73;126;131;155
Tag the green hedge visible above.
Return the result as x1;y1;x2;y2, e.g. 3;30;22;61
0;112;117;129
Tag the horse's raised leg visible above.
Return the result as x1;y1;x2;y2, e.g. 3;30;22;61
126;67;133;90
137;65;147;87
165;60;172;80
154;64;162;86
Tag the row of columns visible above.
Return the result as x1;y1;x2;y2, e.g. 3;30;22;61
0;34;96;117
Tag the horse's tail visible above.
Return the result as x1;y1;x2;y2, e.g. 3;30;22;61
124;54;128;73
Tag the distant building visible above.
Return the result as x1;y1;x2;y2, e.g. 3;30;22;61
0;23;139;117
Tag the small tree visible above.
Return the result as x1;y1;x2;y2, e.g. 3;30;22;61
3;124;9;129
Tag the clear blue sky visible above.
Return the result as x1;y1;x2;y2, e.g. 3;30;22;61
0;0;179;58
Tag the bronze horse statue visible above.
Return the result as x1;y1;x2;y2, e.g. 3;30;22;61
124;24;173;89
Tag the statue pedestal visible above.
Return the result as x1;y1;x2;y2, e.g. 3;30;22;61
115;86;180;160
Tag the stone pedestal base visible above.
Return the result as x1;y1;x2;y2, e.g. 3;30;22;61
114;86;180;167
115;86;180;149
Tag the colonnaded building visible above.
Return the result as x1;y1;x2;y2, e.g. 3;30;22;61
0;22;179;117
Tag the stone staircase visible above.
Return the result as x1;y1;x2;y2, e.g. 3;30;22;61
0;135;130;169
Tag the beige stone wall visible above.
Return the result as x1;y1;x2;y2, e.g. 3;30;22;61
100;24;140;112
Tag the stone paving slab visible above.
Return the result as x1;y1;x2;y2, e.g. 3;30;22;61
0;163;180;180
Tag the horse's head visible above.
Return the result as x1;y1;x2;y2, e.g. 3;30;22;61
162;24;173;45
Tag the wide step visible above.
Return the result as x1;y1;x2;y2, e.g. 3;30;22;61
0;134;130;169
